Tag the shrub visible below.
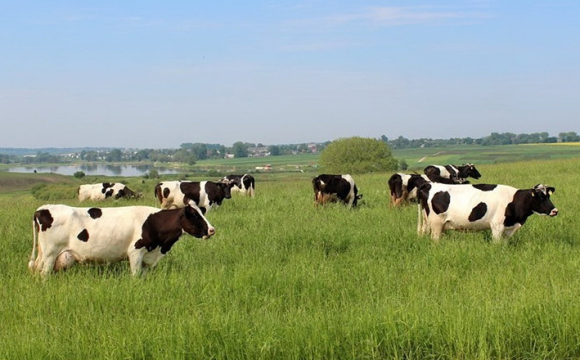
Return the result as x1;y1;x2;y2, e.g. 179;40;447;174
319;137;398;174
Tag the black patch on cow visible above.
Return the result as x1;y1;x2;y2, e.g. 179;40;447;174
242;174;255;190
116;188;125;199
104;189;114;198
88;207;102;219
431;191;450;214
504;187;557;227
388;174;404;200
472;184;497;192
77;229;89;242
181;181;202;206
135;206;212;254
101;182;113;193
34;209;53;231
468;202;487;222
417;183;432;216
459;164;482;179
206;181;233;206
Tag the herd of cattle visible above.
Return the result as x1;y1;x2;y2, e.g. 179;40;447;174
29;165;558;277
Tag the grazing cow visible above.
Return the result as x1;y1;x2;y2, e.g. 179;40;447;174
29;203;215;277
78;183;140;201
312;174;362;208
388;173;431;206
417;183;558;241
423;163;481;184
222;174;255;197
154;180;234;212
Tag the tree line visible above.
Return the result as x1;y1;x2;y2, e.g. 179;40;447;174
1;131;578;165
383;131;580;149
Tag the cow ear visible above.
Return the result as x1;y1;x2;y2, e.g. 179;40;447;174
548;187;555;195
530;189;536;197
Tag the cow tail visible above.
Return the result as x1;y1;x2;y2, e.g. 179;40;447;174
154;184;161;203
29;218;38;271
417;202;422;235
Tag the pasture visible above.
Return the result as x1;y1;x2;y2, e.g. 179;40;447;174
1;158;580;359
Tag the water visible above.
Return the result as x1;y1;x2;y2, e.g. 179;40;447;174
7;164;181;177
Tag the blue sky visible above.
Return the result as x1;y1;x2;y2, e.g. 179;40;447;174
1;1;578;148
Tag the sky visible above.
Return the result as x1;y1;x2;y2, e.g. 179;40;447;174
1;1;579;149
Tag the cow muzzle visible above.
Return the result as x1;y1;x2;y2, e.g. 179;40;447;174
549;208;559;217
203;227;216;240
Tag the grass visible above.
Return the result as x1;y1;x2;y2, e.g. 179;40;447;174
1;157;580;358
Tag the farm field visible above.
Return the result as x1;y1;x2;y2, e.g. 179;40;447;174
1;157;580;359
191;143;580;174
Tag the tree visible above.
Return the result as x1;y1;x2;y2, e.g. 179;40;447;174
232;141;249;158
173;149;197;165
105;149;122;162
269;145;281;156
559;131;580;142
399;159;408;171
319;137;398;174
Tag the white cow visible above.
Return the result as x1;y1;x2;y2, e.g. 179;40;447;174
417;183;558;241
78;182;139;201
154;180;234;212
222;174;255;197
29;203;215;277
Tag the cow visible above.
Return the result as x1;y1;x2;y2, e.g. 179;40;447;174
78;183;140;201
28;203;215;277
417;183;558;241
423;163;481;184
154;180;234;212
312;174;362;208
388;173;431;206
222;174;255;197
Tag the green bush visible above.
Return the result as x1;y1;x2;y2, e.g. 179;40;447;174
319;137;398;174
73;171;85;179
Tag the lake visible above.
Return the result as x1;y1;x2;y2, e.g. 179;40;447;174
7;164;181;177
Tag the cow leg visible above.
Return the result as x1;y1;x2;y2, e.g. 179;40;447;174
493;223;520;241
128;249;145;276
417;207;430;236
503;224;522;239
31;244;44;273
429;220;444;241
40;253;57;277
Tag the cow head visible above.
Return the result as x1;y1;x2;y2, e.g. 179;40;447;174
218;181;234;199
222;176;242;189
181;204;215;240
352;193;363;207
529;184;558;217
116;186;140;199
460;163;481;180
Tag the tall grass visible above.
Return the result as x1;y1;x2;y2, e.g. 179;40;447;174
1;158;579;359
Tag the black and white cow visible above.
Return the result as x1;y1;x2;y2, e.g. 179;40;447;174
312;174;362;208
423;163;481;184
417;183;558;241
222;174;255;198
78;182;140;201
388;173;431;206
154;180;234;212
29;203;215;277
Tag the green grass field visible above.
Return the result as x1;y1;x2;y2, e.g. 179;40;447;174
1;156;580;359
192;143;580;174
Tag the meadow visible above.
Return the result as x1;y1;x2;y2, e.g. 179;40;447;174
1;157;580;359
